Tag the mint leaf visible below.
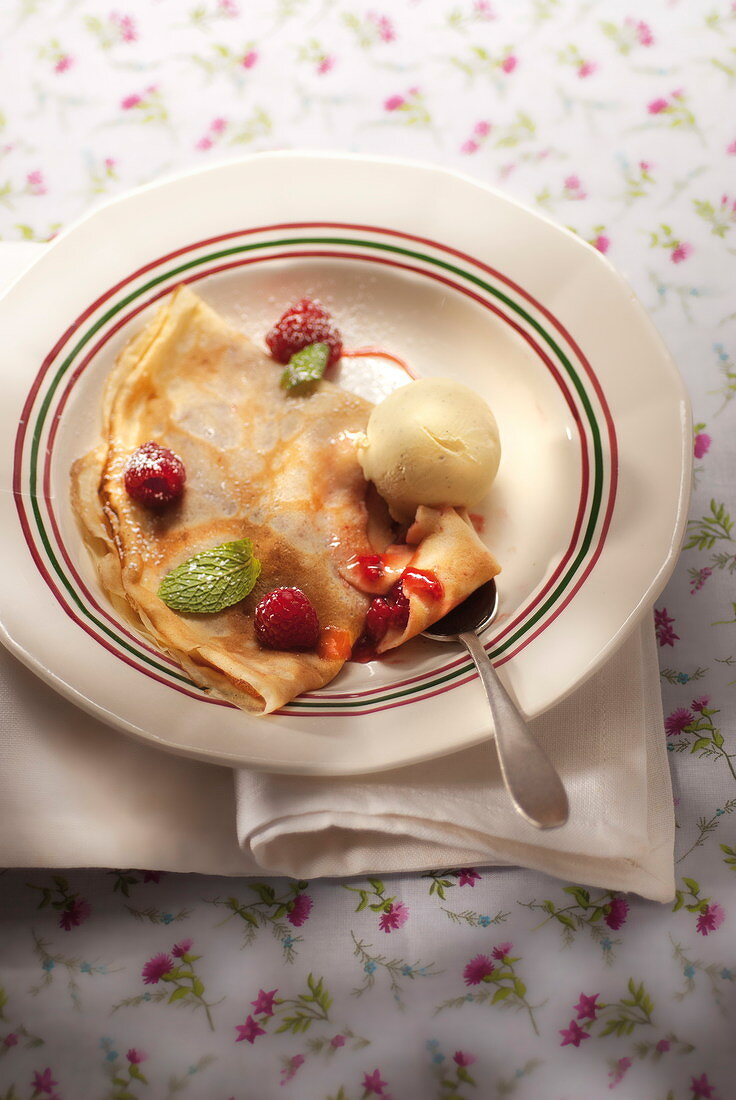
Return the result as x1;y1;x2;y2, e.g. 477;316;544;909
281;342;329;392
158;539;261;614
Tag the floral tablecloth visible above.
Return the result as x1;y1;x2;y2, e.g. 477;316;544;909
1;1;735;1097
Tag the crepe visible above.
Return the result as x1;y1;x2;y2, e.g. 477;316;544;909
72;286;500;714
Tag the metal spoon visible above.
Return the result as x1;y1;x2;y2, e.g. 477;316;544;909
423;579;569;829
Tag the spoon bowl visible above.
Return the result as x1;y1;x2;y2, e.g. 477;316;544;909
423;579;569;830
423;579;499;640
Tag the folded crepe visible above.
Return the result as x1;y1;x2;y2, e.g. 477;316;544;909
71;286;499;713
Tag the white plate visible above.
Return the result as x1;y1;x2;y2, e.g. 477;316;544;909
0;153;691;774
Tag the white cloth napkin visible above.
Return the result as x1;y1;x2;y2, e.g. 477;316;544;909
235;620;675;901
0;244;675;902
0;620;674;900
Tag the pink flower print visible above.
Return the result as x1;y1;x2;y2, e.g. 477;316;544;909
31;1069;58;1095
671;242;693;264
111;13;138;42
26;170;47;196
694;432;711;459
250;988;278;1017
665;707;693;736
604;896;629;930
242;49;258;69
54;54;74;73
59;897;91;930
461;139;479;154
141;952;173;984
690;567;712;594
384;94;405;111
559;1019;590;1047
648;97;669;114
104;157;117;171
3;1033;18;1047
280;1054;305;1084
235;1015;266;1043
457;868;481;887
317;55;336;74
126;1049;148;1064
196;136;214;151
491;942;513;960
574;992;602;1020
368;13;396;42
211;117;227;134
608;1056;632;1088
636;20;654;46
463;954;495;985
500;55;517;74
564;174;587;200
121;93;142;110
728;139;736;155
691;696;710;712
474;120;491;137
656;1039;671;1053
379;900;409;932
287;893;313;927
691;1074;717;1099
654;607;679;647
594;234;610;254
578;60;597;78
218;0;239;13
453;1051;477;1066
171;938;192;958
640;160;652;172
474;0;495;17
362;1069;388;1095
696;902;725;936
330;1034;346;1047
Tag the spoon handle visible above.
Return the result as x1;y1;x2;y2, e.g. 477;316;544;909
459;631;569;829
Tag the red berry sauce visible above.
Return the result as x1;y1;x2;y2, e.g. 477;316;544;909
400;568;444;603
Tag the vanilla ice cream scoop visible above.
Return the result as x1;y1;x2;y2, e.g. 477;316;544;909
357;377;501;522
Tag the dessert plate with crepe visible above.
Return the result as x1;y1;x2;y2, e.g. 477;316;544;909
0;153;690;774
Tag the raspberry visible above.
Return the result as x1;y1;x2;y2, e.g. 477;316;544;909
266;298;343;367
124;442;186;509
361;584;410;650
254;587;320;651
365;597;392;643
385;582;411;631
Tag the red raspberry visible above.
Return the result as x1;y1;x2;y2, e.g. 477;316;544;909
387;587;410;631
265;297;343;367
254;587;320;651
365;597;392;643
362;584;410;648
124;442;186;509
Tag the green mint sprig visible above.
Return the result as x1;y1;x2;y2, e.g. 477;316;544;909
158;539;261;614
281;342;329;393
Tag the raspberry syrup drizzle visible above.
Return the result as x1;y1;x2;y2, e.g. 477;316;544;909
341;346;418;380
344;548;414;595
400;568;444;602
